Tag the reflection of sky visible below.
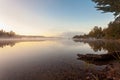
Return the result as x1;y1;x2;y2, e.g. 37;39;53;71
0;39;108;79
0;40;107;66
0;0;114;36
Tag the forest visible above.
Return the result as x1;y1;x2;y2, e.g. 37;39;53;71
73;19;120;39
0;30;16;38
73;0;120;39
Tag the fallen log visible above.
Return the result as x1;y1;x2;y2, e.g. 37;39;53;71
77;52;120;65
77;51;120;61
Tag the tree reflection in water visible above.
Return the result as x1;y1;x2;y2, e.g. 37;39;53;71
75;39;120;79
0;41;16;48
0;40;45;48
74;39;120;53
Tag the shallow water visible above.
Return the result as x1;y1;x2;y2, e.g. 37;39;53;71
0;39;119;80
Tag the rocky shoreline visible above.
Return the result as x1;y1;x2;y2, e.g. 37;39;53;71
77;52;120;80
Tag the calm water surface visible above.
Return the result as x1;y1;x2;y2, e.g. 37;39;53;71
0;39;119;80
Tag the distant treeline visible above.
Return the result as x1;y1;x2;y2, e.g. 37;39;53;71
0;30;16;38
73;19;120;39
0;30;46;38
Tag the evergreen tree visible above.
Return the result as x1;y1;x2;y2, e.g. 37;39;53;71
89;26;104;39
92;0;120;17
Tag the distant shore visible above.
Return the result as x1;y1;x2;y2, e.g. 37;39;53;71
73;38;120;43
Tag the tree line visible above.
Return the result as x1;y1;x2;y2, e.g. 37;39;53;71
0;30;16;38
73;21;120;39
73;0;120;39
89;20;120;39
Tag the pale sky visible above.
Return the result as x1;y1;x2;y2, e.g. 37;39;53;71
0;0;114;36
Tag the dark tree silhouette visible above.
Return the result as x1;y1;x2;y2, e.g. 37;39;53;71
92;0;120;17
88;26;104;39
0;30;16;38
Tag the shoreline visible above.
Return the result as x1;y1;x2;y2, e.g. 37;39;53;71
73;38;120;43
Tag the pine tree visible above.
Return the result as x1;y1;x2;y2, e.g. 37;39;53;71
92;0;120;17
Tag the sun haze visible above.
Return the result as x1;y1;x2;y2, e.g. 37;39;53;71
0;0;114;36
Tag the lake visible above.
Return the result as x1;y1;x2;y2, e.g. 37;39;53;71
0;39;120;80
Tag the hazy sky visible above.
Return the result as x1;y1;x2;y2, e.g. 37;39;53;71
0;0;114;36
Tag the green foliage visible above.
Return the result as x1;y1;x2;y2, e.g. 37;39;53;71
0;29;16;38
92;0;120;17
73;34;88;39
104;22;120;39
73;22;120;39
88;26;104;39
88;22;120;39
73;0;120;39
